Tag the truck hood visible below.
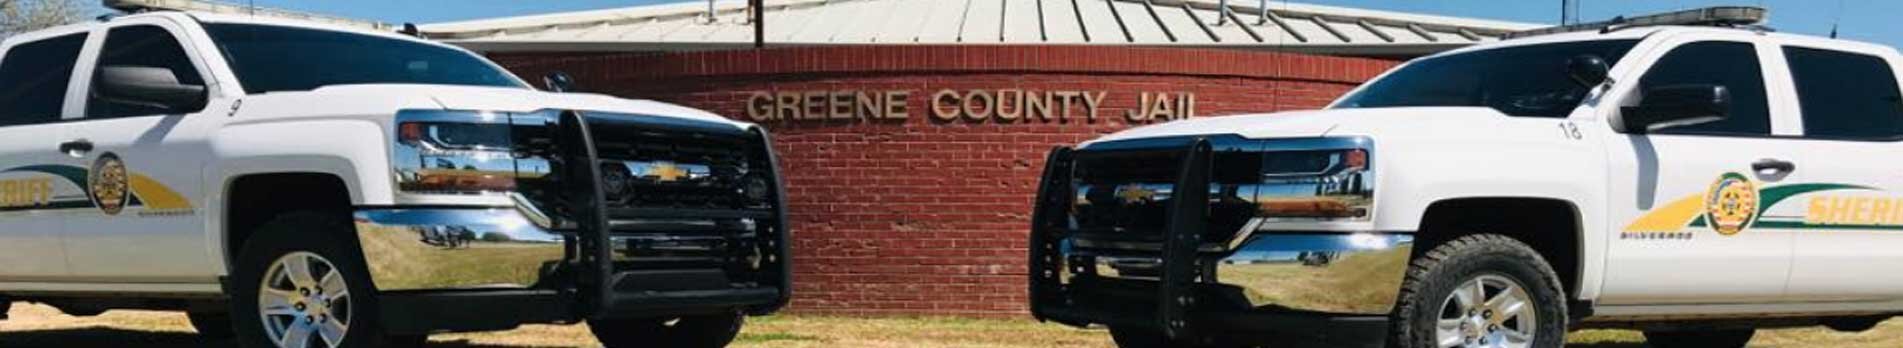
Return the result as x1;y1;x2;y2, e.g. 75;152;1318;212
1083;107;1511;146
236;84;753;130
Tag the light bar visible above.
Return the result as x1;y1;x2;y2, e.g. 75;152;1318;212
103;0;396;30
1504;6;1768;39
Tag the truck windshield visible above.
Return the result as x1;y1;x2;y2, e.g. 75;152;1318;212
1334;40;1640;118
203;23;527;94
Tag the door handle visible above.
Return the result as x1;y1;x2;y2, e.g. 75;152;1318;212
1752;158;1796;176
58;139;93;157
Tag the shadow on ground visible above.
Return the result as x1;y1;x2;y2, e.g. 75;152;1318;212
0;327;569;348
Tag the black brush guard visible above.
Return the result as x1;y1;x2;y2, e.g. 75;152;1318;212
1030;138;1213;338
1029;138;1390;347
378;111;790;335
554;111;792;319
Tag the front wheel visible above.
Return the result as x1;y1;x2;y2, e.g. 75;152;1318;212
1643;329;1754;348
230;212;395;348
1389;234;1568;348
588;313;744;348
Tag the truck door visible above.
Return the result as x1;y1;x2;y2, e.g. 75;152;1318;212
1600;38;1800;304
1772;45;1903;301
60;21;224;282
0;32;90;279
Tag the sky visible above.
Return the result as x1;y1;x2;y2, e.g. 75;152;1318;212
94;0;1903;49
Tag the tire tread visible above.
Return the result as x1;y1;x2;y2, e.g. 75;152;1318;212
1389;234;1569;348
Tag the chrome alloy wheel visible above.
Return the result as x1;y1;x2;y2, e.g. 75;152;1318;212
258;252;353;348
1435;274;1536;348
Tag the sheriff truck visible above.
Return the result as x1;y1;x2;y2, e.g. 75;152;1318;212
1029;7;1903;348
0;10;790;348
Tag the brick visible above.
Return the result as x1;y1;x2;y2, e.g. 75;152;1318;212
489;45;1395;317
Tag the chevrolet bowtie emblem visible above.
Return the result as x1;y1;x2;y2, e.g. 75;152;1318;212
1114;184;1156;204
650;162;688;182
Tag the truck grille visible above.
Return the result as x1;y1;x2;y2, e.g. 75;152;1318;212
1068;137;1263;252
513;111;788;295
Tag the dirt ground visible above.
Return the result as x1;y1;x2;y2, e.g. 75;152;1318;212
5;302;1903;347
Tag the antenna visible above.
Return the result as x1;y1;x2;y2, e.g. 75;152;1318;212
1561;0;1578;25
1829;0;1845;39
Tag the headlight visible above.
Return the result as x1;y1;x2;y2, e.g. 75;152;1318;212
1254;142;1373;221
392;110;522;195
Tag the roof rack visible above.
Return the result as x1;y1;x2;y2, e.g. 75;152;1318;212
1503;6;1768;39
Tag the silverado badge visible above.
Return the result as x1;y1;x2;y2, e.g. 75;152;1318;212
1704;172;1760;236
88;152;130;216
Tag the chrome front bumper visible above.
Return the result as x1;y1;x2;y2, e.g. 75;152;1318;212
353;208;567;291
1071;232;1414;315
1212;232;1414;315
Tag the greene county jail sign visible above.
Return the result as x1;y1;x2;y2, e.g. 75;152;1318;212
745;89;1197;124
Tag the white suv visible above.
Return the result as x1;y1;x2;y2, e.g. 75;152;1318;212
0;11;790;348
1030;7;1903;348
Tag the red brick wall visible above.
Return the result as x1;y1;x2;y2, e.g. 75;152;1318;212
489;46;1398;316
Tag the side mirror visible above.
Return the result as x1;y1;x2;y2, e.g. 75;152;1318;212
1617;84;1730;133
543;71;574;93
1566;54;1610;87
94;65;207;112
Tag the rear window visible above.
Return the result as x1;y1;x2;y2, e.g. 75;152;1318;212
0;33;87;125
1783;47;1903;140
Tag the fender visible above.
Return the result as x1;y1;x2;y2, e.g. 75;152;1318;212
1349;119;1612;301
201;119;393;275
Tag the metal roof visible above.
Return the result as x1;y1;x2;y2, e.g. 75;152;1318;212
420;0;1542;56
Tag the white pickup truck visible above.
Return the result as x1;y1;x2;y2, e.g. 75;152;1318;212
1030;7;1903;348
0;11;790;348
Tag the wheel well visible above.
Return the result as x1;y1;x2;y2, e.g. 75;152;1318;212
225;173;352;269
1416;197;1583;298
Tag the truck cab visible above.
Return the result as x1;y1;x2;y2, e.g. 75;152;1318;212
1030;7;1903;348
0;11;789;348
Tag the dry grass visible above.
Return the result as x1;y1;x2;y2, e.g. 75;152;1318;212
356;224;564;290
1217;250;1409;314
0;302;1111;348
6;302;1903;347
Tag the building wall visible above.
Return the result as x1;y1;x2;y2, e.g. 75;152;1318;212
489;46;1398;316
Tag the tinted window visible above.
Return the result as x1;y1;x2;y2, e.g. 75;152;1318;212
1784;47;1903;139
0;33;86;126
203;24;524;94
1335;40;1640;117
89;25;206;118
1637;41;1771;135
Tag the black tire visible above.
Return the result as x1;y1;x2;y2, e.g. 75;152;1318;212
189;312;236;338
1109;326;1173;348
1389;234;1568;348
382;334;430;347
1643;329;1754;348
1108;326;1243;348
229;212;394;348
587;313;744;348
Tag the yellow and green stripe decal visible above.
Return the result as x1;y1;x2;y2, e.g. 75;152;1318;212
0;164;192;213
1625;182;1878;234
